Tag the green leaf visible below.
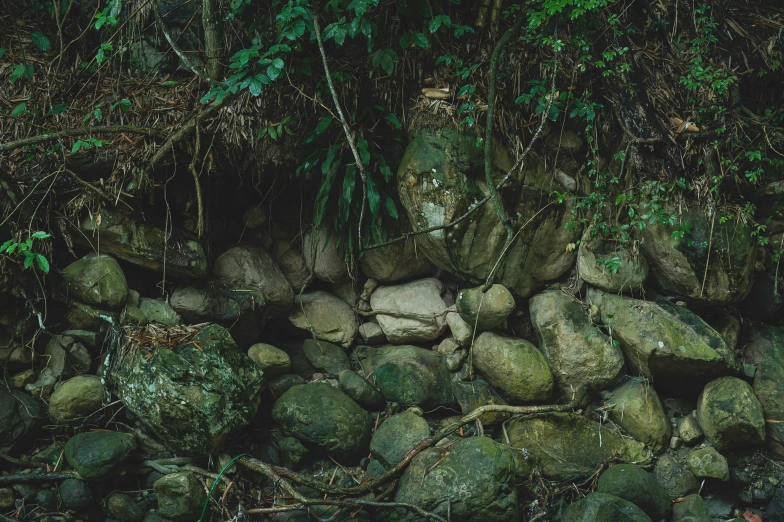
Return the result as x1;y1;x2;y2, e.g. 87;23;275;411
411;32;429;48
11;103;27;117
0;48;7;58
367;175;381;218
384;195;399;220
357;136;370;166
384;113;402;130
30;231;51;239
161;80;177;87
429;15;451;33
0;240;13;252
31;32;51;51
35;254;49;273
71;140;85;153
23;252;34;269
10;63;34;82
248;77;263;97
49;103;68;115
339;165;356;224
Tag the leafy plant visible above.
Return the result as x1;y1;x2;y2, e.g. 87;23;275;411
1;231;52;273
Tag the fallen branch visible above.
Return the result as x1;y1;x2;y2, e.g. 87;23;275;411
0;125;167;154
153;1;218;86
246;498;447;522
0;471;79;486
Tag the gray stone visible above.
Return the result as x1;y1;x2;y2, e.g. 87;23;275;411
271;239;310;293
49;375;104;423
338;370;386;411
456;284;515;331
750;325;784;449
472;331;553;403
577;234;648;293
370;412;430;468
303;229;349;284
67;301;118;331
653;454;698;499
35;490;57;510
248;343;291;377
62;253;128;310
687;446;729;481
370;278;450;344
112;324;264;454
64;431;136;479
358;322;386;344
603;379;671;452
302;339;350;377
697;376;765;450
279;437;310;470
563;492;652;522
0;387;42;454
107;492;145;522
451;378;508;425
138;298;182;326
268;374;306;399
596;464;671;520
446;311;473;346
672;494;712;522
360;235;433;283
389;436;518;522
154;472;206;521
679;415;704;445
170;281;266;324
530;289;625;392
58;479;94;510
272;383;372;462
288;291;358;348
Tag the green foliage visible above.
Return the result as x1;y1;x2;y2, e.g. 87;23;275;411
1;231;52;273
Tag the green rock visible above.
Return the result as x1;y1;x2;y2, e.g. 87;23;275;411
397;128;578;299
671;494;712;522
58;479;94;510
272;383;372;462
268;374;305;399
456;284;515;331
62;253;128;310
0;386;42;455
0;487;14;509
653;454;698;499
751;325;784;447
563;493;652;522
154;472;206;521
642;205;756;305
603;379;671;451
370;412;430;468
289;291;358;348
67;301;119;331
35;490;57;511
170;281;266;324
80;209;207;279
107;492;145;522
49;375;105;423
124;303;148;325
587;288;739;395
279;437;310;470
139;298;182;326
302;339;350;377
472;332;553;403
387;436;518;522
686;446;729;481
359;345;455;409
505;413;651;480
530;289;625;392
62;329;102;351
338;370;386;411
143;514;171;522
679;415;704;445
577;233;648;293
452;378;509;425
697;376;765;450
248;343;291;377
64;431;136;479
596;464;671;520
112;324;264;454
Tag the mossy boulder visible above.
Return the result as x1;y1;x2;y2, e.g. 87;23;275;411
271;383;372;463
641;205;756;305
302;339;350;377
603;379;671;452
397;128;578;299
696;376;765;450
530;288;625;392
452;378;509;425
385;436;518;522
48;375;105;423
456;284;515;331
505;413;651;480
112;324;264;454
170;280;266;324
370;411;430;468
563;493;652;522
62;253;128;310
596;464;671;520
338;370;386;411
653;454;698;499
472;332;553;403
288;291;358;348
0;387;42;455
686;446;729;481
672;494;712;522
587;288;739;395
138;298;182;326
64;431;136;479
154;472;206;521
79;209;207;279
750;325;784;448
577;233;648;293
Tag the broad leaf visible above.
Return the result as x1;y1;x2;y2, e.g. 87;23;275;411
31;31;51;51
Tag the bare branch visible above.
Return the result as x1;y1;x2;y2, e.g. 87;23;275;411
0;126;166;154
152;1;218;85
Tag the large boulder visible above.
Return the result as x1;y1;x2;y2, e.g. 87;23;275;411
563;493;652;522
360;241;433;284
62;253;128;310
64;431;136;479
587;288;739;395
212;245;295;317
112;324;264;454
303;229;349;283
653;454;698;499
596;465;671;520
387;436;518;522
288;291;358;348
369;278;451;344
79;209;207;279
170;281;265;324
696;376;765;450
357;345;455;409
472;332;553;403
270;239;311;293
48;375;104;423
749;325;784;449
0;387;42;455
641;206;756;305
154;472;206;521
505;413;651;480
397;128;578;299
271;383;372;462
577;233;648;293
530;289;625;392
370;411;430;468
456;284;515;331
603;379;671;452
